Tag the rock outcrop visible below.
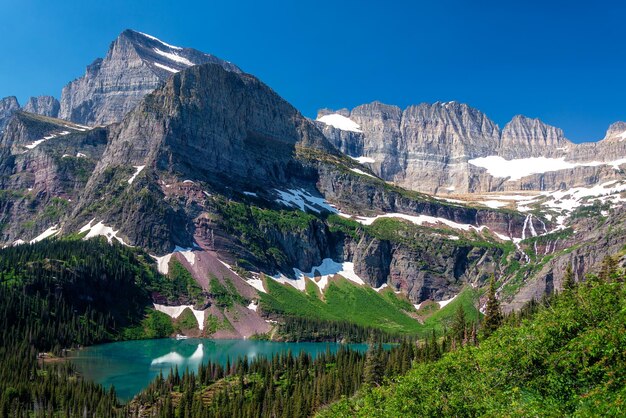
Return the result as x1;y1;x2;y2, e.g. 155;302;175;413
22;96;60;118
59;29;240;126
499;115;571;158
0;96;20;134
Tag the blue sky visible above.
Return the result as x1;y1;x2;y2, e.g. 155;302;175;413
1;0;625;142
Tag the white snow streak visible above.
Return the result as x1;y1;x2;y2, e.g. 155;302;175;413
153;48;194;66
271;259;366;292
350;156;376;164
350;168;375;178
127;165;145;184
154;62;179;73
30;225;59;243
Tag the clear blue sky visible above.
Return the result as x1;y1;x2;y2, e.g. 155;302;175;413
1;0;625;142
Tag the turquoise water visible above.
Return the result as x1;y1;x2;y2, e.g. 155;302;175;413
70;338;369;401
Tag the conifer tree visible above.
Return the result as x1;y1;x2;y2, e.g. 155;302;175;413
363;342;384;387
563;263;575;291
451;306;467;348
483;275;503;338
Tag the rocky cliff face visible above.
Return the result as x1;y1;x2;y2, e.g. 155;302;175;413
22;96;60;118
317;102;625;194
0;112;107;244
59;29;240;126
0;96;20;134
499;115;571;158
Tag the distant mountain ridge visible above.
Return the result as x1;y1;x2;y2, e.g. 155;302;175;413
315;101;626;194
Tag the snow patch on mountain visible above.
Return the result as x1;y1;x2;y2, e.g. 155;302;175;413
152;246;196;275
350;168;375;178
275;189;338;213
30;225;59;243
317;114;363;133
79;219;129;245
437;294;457;308
350;156;375;164
154;62;179;73
153;48;194;66
270;259;365;292
137;31;183;50
469;156;626;181
153;304;205;330
128;165;145;184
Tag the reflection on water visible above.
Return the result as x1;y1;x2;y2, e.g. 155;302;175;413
151;343;204;366
71;339;368;401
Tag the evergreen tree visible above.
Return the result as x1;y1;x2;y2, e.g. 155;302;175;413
483;275;503;338
451;306;467;348
599;255;618;282
363;342;384;387
563;263;576;291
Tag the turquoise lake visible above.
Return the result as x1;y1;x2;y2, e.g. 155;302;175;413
70;338;369;401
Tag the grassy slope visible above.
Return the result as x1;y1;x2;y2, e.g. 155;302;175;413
320;274;626;417
261;276;481;337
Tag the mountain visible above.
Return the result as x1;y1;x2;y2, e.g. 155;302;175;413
1;95;61;134
0;96;20;133
22;95;60;118
1;29;625;341
58;29;241;126
317;102;626;194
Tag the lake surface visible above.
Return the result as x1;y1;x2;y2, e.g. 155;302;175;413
70;338;369;401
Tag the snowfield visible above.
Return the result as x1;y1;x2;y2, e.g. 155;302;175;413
30;225;60;243
469;155;626;181
153;304;205;330
270;258;366;292
350;156;376;164
275;188;338;213
152;246;196;275
317;114;363;133
79;219;129;246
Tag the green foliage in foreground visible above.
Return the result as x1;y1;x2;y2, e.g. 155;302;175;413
320;272;626;417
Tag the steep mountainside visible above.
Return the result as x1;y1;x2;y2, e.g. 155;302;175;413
59;29;240;126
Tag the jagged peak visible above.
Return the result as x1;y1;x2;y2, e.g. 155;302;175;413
601;121;626;142
501;114;570;149
120;29;184;50
1;96;20;108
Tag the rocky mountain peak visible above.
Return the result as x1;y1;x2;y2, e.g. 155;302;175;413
59;29;240;126
500;115;570;157
0;96;21;134
601;121;626;143
22;96;60;118
401;101;501;150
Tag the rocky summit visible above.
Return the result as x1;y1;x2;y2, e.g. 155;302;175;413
1;29;625;341
58;29;240;126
